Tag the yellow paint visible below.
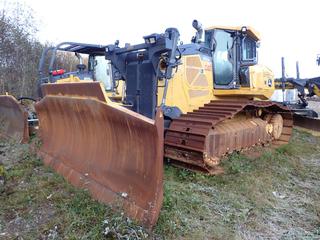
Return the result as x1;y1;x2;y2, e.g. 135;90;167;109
213;65;275;100
314;85;320;97
205;25;261;41
158;55;214;113
158;55;275;114
55;75;124;100
56;75;82;83
47;27;274;117
105;80;125;102
50;55;275;116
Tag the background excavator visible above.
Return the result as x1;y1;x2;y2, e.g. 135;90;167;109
0;20;318;227
273;58;320;131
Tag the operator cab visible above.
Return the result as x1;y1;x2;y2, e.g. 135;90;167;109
38;42;114;94
88;55;113;91
204;26;260;89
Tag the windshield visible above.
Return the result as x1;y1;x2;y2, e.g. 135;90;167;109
204;30;213;49
213;30;234;86
94;56;113;91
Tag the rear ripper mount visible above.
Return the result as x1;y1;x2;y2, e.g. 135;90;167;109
165;99;293;174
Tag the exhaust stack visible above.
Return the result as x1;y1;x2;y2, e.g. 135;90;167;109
192;19;203;43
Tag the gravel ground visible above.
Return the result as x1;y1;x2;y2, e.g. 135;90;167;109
308;98;320;118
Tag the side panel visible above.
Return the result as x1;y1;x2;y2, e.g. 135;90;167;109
213;65;275;99
158;55;276;114
158;55;214;113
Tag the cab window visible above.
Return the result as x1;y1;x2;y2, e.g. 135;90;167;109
204;30;213;49
242;37;257;62
94;56;113;91
212;30;234;86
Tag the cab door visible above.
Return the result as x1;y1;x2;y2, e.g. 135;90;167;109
239;36;258;87
212;30;236;89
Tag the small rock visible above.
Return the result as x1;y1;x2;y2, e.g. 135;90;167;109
48;225;58;239
103;219;109;224
103;227;110;235
272;191;286;199
47;193;53;199
121;192;128;198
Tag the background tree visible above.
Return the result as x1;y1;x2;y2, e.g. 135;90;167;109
0;1;43;97
0;1;82;98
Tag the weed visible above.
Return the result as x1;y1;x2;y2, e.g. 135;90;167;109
1;129;320;239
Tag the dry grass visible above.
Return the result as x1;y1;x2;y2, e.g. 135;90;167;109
0;129;319;239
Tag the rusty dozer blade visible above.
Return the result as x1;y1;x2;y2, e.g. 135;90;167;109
35;94;164;228
293;114;320;132
0;95;29;143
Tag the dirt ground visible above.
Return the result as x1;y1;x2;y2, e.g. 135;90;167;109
0;130;319;239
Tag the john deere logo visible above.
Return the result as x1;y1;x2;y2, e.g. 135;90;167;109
267;79;272;87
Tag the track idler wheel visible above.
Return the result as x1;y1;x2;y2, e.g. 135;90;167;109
264;114;284;140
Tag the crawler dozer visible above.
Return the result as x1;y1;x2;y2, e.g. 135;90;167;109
1;21;304;227
32;22;295;227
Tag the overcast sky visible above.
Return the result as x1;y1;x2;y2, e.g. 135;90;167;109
3;0;320;78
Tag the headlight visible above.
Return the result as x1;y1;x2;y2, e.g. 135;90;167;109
145;36;156;44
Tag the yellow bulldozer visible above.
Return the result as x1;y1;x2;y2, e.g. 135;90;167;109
1;20;319;227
